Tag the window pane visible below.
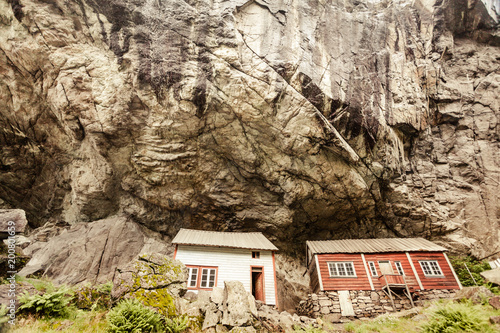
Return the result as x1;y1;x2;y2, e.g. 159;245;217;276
420;261;434;275
338;263;346;276
328;263;338;276
208;269;216;287
395;262;404;275
369;262;377;276
188;268;198;287
201;268;209;287
430;261;442;275
345;263;355;276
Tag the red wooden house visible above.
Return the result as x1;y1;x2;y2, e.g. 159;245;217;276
306;238;462;296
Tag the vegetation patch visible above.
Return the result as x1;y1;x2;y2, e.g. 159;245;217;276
106;298;164;333
422;301;496;333
74;282;113;310
114;254;186;317
18;286;74;318
449;256;491;287
164;314;190;333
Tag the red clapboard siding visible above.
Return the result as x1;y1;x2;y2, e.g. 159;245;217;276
364;253;420;291
317;254;371;291
409;252;460;289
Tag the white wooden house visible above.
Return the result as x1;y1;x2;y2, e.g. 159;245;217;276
172;228;279;305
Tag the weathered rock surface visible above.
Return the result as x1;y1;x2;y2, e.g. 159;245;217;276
0;209;27;237
222;281;258;327
18;215;173;285
454;286;494;303
490;296;500;310
481;267;500;286
111;253;187;316
181;280;318;331
0;0;499;306
111;253;187;300
0;281;38;308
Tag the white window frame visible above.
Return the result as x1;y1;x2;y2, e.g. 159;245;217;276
395;261;404;275
419;260;444;277
187;267;198;288
200;268;217;288
368;261;378;276
327;262;356;277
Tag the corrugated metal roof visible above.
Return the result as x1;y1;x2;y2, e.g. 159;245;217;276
172;228;279;251
307;238;447;254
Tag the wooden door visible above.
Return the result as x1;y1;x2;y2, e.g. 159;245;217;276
251;267;265;302
379;261;394;275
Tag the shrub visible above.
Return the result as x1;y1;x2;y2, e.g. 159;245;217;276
106;298;164;333
449;256;490;287
485;282;500;295
18;286;74;318
164;314;189;333
0;305;9;329
421;302;490;333
74;282;113;310
292;324;325;333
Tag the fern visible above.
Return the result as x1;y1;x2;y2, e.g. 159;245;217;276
106;298;164;333
422;302;488;333
164;315;190;333
18;286;74;318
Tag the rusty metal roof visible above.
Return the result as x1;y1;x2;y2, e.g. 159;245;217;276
307;238;447;254
172;228;278;251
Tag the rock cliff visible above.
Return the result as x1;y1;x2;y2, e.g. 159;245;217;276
0;0;499;259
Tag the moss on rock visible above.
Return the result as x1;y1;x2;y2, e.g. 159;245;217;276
112;253;187;316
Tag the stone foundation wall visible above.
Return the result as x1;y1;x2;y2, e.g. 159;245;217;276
297;289;457;320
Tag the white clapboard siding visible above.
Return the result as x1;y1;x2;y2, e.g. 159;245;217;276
176;245;276;305
489;259;500;269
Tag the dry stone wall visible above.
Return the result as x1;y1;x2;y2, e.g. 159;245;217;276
297;289;457;320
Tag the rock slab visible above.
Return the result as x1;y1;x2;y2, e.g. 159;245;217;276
18;215;173;285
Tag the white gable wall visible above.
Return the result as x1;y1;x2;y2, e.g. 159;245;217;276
175;245;276;305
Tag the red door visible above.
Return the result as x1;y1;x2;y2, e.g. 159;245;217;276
251;267;265;302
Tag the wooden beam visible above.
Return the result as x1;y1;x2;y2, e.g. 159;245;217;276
406;252;424;290
361;253;375;290
315;255;324;291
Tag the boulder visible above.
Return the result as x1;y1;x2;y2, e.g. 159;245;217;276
211;287;225;305
454;286;494;304
18;216;172;285
489;296;500;310
480;268;500;286
222;281;258;327
322;313;342;323
278;311;295;332
112;253;187;316
203;307;222;331
490;316;500;324
0;209;27;239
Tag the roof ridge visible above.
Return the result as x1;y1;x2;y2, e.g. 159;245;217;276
179;228;264;234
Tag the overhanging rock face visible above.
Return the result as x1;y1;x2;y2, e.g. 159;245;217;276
0;0;498;258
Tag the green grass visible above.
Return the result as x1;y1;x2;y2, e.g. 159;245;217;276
15;275;58;293
343;299;500;333
10;309;108;332
344;314;420;333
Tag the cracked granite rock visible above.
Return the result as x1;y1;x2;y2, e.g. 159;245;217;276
0;0;499;272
